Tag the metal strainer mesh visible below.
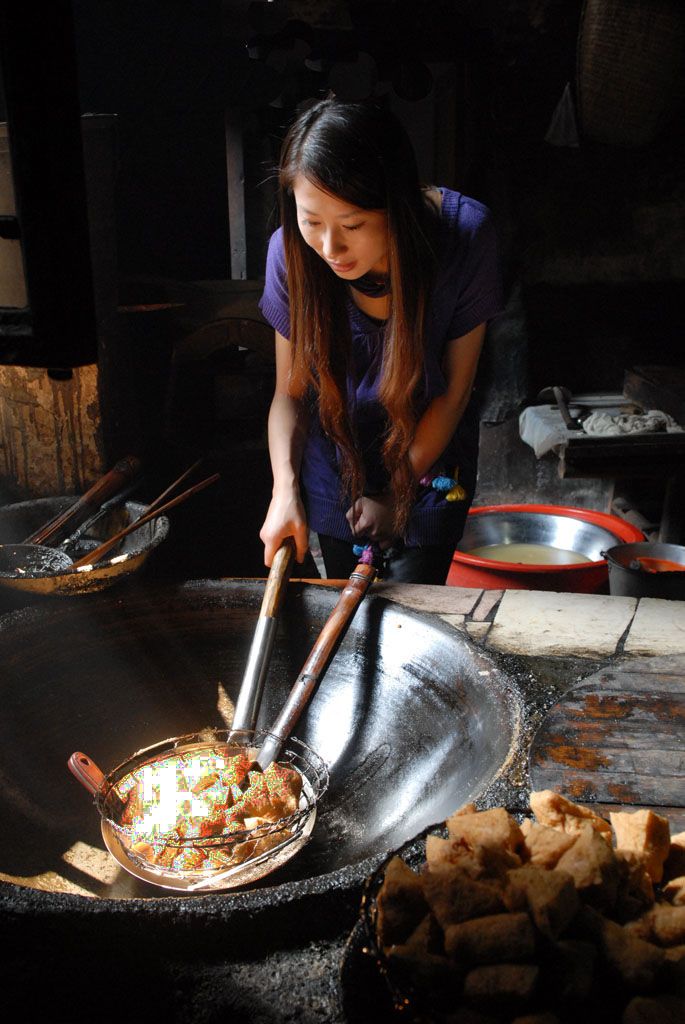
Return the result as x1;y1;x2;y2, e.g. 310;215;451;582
94;729;328;889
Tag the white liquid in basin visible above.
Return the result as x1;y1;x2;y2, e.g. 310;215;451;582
467;543;592;565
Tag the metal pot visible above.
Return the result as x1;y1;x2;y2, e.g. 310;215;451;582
604;542;685;600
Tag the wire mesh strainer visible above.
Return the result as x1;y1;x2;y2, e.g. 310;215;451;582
69;728;328;891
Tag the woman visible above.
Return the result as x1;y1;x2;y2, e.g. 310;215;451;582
259;98;503;583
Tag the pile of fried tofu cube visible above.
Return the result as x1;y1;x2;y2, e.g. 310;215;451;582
375;790;685;1023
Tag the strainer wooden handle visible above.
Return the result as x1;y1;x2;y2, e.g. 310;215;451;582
68;752;105;796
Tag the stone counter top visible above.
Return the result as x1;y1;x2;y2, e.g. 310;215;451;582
304;579;685;660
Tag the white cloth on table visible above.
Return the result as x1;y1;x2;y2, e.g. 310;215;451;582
519;403;683;459
518;405;583;458
582;409;681;436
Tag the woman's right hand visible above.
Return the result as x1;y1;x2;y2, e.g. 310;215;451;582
259;486;310;567
261;330;311;567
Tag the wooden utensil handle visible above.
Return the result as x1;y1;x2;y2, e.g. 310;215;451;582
260;537;296;617
257;562;376;768
299;564;375;680
24;456;142;547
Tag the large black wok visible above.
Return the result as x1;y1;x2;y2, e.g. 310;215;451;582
0;579;522;905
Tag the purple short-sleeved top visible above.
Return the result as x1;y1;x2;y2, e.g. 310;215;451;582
259;187;503;546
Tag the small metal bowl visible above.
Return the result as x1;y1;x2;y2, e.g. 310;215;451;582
0;497;169;595
0;543;73;575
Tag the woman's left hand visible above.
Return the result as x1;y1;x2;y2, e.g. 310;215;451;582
346;493;397;549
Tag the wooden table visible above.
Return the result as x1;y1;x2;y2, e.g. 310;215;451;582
529;653;685;832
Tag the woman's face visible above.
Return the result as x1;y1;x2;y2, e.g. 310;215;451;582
292;175;389;280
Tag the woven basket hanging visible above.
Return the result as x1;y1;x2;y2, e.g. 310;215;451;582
576;0;685;146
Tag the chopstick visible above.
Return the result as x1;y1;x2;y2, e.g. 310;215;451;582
140;458;205;517
70;466;219;569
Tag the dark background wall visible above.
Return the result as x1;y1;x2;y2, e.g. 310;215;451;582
67;0;685;397
69;0;580;284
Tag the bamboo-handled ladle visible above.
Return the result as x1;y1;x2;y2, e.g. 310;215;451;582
23;455;142;547
248;553;378;775
230;537;296;737
57;481;141;554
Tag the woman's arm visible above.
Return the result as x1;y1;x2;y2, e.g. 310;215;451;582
346;322;486;543
408;321;486;480
259;331;311;565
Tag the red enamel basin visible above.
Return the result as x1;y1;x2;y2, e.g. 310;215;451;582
447;504;645;593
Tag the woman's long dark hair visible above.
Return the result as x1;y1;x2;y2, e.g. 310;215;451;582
279;98;438;535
